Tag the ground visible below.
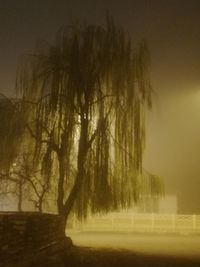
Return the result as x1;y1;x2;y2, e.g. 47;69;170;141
65;247;200;267
64;232;200;267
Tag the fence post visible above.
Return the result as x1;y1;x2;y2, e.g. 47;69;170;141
193;214;196;232
151;213;155;232
131;213;134;230
172;214;176;232
111;213;114;229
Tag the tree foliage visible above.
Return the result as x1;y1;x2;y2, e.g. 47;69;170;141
6;17;163;220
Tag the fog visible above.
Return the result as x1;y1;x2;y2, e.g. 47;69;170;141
144;88;200;213
1;0;200;214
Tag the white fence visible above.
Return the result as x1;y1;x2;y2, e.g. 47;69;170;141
70;213;200;234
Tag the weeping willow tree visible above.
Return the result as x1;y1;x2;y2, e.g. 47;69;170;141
15;17;163;221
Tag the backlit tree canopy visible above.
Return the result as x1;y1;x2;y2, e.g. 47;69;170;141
13;17;162;220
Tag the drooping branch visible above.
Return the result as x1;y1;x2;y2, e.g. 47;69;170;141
11;17;163;220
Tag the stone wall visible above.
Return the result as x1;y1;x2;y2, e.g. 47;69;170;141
0;212;71;267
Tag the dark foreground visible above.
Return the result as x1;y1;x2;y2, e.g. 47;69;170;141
65;246;200;267
3;241;200;267
63;232;200;267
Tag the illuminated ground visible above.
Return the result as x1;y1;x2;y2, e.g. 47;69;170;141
68;231;200;258
65;231;200;267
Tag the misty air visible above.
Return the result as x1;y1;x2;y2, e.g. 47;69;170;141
0;1;200;267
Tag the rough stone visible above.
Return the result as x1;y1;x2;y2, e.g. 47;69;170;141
0;212;72;267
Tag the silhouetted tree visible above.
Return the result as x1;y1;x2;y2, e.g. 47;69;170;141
12;17;163;221
0;153;50;212
0;170;24;211
0;94;24;171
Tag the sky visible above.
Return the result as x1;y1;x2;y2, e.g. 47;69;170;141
1;0;200;213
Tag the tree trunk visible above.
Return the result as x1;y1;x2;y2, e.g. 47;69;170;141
58;116;88;222
38;197;43;212
57;153;66;215
18;181;23;212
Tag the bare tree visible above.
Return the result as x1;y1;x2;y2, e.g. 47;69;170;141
0;153;50;212
0;171;22;211
0;94;24;171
